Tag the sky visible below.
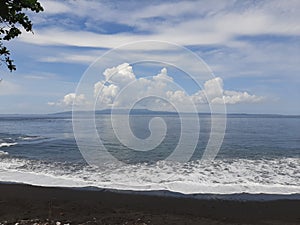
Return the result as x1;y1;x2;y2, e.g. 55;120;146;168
0;0;299;114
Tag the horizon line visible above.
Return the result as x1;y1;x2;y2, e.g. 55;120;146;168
0;109;299;117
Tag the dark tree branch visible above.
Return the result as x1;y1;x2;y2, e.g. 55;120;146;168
0;0;43;72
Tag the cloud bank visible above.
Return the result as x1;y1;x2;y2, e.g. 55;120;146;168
25;0;300;49
49;63;263;110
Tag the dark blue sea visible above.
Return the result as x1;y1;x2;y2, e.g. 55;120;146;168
0;113;299;195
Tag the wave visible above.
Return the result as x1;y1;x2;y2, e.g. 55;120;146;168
0;150;9;156
0;157;299;195
20;136;41;141
0;134;47;149
0;142;17;148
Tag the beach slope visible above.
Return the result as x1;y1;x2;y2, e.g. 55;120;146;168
0;183;299;225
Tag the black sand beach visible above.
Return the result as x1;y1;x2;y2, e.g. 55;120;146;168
0;183;299;225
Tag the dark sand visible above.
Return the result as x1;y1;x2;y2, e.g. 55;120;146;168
0;183;299;225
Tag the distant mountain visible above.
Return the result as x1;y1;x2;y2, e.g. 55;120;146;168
99;108;179;115
1;110;299;118
48;109;300;118
51;108;179;116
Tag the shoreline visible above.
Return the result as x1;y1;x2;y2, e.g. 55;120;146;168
2;181;300;201
0;183;299;224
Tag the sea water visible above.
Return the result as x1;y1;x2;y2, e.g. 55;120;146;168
0;113;299;195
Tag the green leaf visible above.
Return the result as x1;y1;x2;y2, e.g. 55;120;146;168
0;0;44;72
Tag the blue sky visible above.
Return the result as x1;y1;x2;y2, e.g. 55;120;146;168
0;0;299;114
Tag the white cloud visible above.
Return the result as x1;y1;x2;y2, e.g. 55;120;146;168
212;91;264;104
203;77;224;100
48;93;87;107
206;78;263;104
39;0;70;14
166;90;189;103
94;66;176;109
47;102;56;106
92;63;263;110
40;54;96;64
153;68;173;82
94;81;119;105
166;76;263;106
19;0;299;87
21;0;300;49
47;63;265;112
4;0;297;114
103;63;136;86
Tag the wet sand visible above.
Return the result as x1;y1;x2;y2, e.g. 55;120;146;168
0;183;299;224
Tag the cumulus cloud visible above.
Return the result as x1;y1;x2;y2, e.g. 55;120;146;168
93;63;263;110
94;65;176;109
50;63;263;110
204;78;263;104
48;93;87;107
165;76;263;107
94;81;119;105
103;63;136;86
153;68;173;82
212;91;264;104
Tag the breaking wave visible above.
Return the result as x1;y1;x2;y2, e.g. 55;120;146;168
0;157;299;195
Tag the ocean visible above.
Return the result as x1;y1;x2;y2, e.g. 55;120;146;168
0;113;299;196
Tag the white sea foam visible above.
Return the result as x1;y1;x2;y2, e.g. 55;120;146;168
0;142;17;148
20;136;43;141
0;157;299;195
0;150;8;156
